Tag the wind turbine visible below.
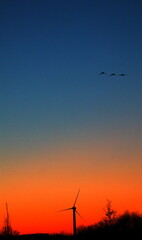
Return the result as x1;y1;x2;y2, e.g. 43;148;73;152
58;189;83;236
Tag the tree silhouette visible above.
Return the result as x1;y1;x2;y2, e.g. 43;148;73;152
0;203;19;236
103;199;118;225
117;211;142;233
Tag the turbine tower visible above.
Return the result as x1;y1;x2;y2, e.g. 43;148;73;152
59;189;83;236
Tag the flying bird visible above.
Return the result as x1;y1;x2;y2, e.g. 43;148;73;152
99;72;127;77
118;73;126;76
99;72;107;75
109;73;116;76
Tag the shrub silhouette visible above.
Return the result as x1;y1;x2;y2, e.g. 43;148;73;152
77;208;142;239
117;211;142;233
77;200;142;240
0;220;19;237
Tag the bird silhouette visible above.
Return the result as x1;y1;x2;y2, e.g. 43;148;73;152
99;72;107;75
118;73;126;76
99;72;126;77
109;73;116;76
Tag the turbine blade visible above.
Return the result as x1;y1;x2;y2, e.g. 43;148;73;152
76;210;85;221
73;189;80;207
57;207;72;212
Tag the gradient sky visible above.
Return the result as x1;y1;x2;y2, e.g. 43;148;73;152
1;0;142;235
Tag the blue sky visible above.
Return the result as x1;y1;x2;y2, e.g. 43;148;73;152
1;0;142;153
1;2;142;234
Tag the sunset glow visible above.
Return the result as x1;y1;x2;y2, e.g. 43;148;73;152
1;136;142;234
1;0;142;235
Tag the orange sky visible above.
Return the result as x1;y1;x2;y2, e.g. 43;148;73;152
1;0;142;235
1;137;142;234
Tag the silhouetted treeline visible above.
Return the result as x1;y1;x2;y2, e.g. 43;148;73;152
77;211;142;239
0;211;142;240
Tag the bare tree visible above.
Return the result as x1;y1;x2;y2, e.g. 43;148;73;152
1;203;19;236
103;199;118;225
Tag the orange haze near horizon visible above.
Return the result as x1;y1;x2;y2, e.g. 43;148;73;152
1;138;142;234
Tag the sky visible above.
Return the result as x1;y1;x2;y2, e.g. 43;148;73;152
0;0;142;235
